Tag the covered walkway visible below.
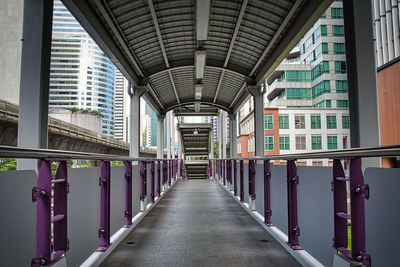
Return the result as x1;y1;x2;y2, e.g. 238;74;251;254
101;180;300;266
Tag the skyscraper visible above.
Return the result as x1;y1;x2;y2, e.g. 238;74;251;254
145;103;158;147
114;70;129;141
49;0;116;136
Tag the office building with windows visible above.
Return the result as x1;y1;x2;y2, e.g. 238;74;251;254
49;0;116;136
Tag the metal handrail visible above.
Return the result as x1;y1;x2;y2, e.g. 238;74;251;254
0;145;166;162
0;144;399;162
214;144;400;161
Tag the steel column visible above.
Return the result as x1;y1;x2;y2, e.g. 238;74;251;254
98;161;111;252
124;161;132;227
286;160;301;250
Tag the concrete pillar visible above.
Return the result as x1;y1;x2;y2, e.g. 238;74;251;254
218;110;222;158
157;114;165;159
171;113;175;158
228;113;237;158
166;111;171;159
130;86;146;159
222;111;227;158
248;85;265;158
17;0;54;171
209;126;214;159
343;0;381;167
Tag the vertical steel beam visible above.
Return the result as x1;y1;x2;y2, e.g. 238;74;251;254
124;161;132;227
98;161;111;252
264;160;272;226
286;160;301;250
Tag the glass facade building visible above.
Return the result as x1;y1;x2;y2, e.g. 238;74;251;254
49;0;116;136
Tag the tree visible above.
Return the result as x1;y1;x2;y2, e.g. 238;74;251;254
0;158;16;171
213;141;219;158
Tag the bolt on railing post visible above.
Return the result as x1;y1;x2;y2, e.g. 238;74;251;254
350;158;371;266
150;161;155;204
248;159;256;211
240;160;244;202
264;160;272;226
157;161;161;197
140;161;147;212
31;160;52;266
124;161;132;228
98;161;111;252
286;160;301;250
233;160;237;196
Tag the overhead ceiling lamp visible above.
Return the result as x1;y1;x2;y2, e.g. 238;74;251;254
195;84;202;100
193;129;198;135
194;101;201;112
196;0;210;41
195;50;206;79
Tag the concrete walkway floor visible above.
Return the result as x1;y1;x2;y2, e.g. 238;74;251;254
101;180;301;267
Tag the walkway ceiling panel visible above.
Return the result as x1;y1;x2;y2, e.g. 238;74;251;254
65;0;331;115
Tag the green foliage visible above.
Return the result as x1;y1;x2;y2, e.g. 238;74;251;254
213;141;219;158
111;161;123;167
0;158;17;171
67;107;103;117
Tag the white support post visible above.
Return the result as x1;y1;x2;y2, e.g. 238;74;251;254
17;0;54;171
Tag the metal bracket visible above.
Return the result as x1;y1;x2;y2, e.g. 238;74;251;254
99;177;106;186
98;228;105;238
355;184;369;199
266;209;272;216
31;256;45;267
32;186;46;202
124;210;130;218
124;173;130;180
266;172;271;179
356;251;371;266
293;226;300;236
291;176;299;184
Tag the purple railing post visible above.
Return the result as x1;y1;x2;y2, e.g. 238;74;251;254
124;161;132;227
150;161;155;203
140;161;147;211
162;161;166;191
240;160;244;202
248;159;256;210
32;160;69;267
233;160;237;196
53;161;69;254
168;160;171;186
350;158;371;265
223;160;226;186
227;160;232;190
264;160;272;226
98;161;111;252
286;160;301;250
332;159;348;252
157;161;161;197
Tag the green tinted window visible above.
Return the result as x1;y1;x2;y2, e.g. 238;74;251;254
286;88;312;100
342;115;350;129
333;25;345;36
334;43;346;54
328;136;338;149
337;100;349;108
311;61;330;80
331;8;344;19
335;61;347;73
327;115;337;129
312;136;322;150
336;80;348;93
279;136;290;150
285;71;311;82
279;115;289;129
264;115;273;130
265;136;274;151
311;115;321;129
312;81;331;98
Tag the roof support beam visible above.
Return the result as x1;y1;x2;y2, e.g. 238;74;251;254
213;0;248;103
147;0;181;104
93;0;145;78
